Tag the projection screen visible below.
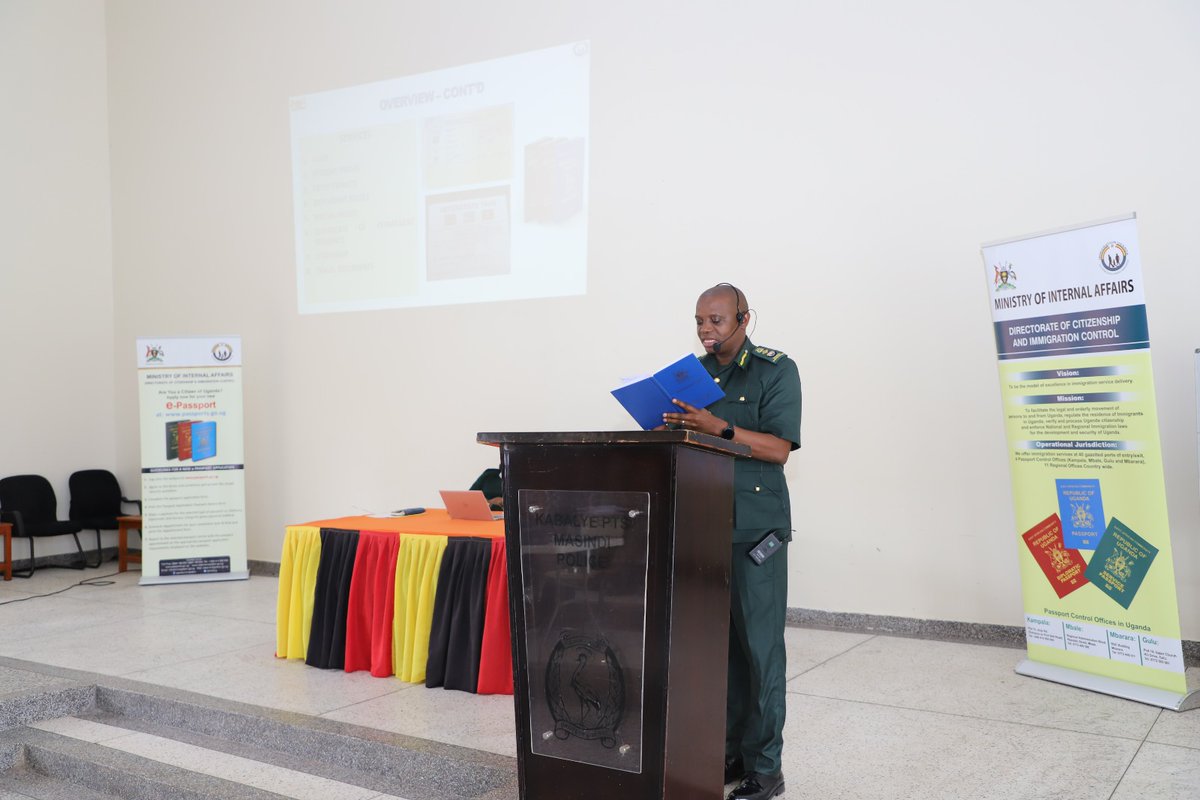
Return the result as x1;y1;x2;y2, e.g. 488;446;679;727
290;41;590;314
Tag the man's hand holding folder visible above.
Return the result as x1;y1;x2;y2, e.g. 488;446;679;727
611;353;724;430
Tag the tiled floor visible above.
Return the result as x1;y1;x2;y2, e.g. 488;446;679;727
2;567;1199;799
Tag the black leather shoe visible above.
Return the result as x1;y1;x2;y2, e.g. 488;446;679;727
723;755;744;785
728;771;785;800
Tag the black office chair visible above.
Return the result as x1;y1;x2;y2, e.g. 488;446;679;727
0;474;87;577
69;469;142;568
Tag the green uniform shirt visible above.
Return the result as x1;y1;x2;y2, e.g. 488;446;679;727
701;340;802;540
470;468;503;500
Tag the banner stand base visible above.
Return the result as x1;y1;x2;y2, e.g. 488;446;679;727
1017;659;1200;712
139;571;250;586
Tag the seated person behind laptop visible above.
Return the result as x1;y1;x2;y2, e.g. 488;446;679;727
470;467;503;511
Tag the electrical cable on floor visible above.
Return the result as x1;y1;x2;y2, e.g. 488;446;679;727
0;570;122;605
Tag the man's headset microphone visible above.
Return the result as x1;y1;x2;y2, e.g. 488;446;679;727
711;282;749;354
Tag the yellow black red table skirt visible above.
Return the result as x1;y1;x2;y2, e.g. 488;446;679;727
275;511;513;694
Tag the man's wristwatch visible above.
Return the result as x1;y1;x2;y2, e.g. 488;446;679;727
720;424;735;440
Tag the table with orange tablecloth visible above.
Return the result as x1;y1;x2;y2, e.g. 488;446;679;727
275;510;513;694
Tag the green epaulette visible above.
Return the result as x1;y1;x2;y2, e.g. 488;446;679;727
750;345;786;364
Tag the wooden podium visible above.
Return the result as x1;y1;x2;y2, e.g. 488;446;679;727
478;431;747;800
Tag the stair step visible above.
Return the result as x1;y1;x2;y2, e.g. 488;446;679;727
1;676;517;800
0;667;92;732
0;762;124;800
30;718;405;799
91;684;516;799
3;726;288;800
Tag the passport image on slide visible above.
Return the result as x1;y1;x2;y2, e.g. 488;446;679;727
611;353;725;431
524;136;585;224
1056;478;1105;550
1021;513;1090;599
190;420;217;461
177;420;193;461
1084;517;1158;610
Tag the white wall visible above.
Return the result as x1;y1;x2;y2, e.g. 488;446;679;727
0;0;117;558
10;1;1200;635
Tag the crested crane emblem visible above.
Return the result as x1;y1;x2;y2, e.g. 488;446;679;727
545;634;625;748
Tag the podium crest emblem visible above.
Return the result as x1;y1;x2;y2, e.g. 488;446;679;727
545;633;625;748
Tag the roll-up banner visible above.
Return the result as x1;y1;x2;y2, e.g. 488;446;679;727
982;214;1197;710
135;336;248;584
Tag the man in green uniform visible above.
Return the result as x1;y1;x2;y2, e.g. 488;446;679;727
663;284;801;800
469;467;504;510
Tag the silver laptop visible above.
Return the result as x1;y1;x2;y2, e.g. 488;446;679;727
439;489;503;521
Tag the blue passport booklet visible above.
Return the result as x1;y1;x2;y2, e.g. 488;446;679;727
1056;478;1105;549
612;353;724;430
190;420;217;461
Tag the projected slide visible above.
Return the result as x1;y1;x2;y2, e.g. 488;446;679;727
290;41;590;314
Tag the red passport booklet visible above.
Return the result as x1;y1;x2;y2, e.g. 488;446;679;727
1022;513;1090;599
177;420;193;461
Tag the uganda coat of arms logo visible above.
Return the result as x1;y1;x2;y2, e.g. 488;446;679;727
993;263;1017;291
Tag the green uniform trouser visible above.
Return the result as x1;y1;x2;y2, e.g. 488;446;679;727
727;535;788;775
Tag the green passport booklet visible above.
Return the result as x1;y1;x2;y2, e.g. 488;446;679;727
1084;516;1158;610
166;421;180;460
